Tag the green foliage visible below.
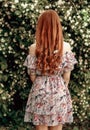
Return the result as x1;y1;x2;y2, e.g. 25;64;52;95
0;0;90;129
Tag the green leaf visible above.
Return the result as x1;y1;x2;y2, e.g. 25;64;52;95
1;63;7;70
73;126;79;130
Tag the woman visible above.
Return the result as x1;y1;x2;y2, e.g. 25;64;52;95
24;10;77;130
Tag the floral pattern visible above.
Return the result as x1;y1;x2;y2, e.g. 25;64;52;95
23;51;77;126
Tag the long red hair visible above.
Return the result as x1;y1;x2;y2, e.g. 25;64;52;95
35;10;63;74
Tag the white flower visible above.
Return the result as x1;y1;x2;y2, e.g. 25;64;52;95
4;3;8;7
57;0;64;4
84;22;88;26
45;6;49;9
20;45;24;49
0;29;2;33
31;5;34;10
11;4;15;9
4;32;8;36
84;42;89;46
80;29;83;33
14;0;19;3
8;46;12;50
2;96;6;100
0;90;3;94
53;50;59;54
1;38;5;43
21;3;28;8
9;109;11;112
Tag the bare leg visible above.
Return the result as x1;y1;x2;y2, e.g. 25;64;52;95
49;124;63;130
36;125;48;130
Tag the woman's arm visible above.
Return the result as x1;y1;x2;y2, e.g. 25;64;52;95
29;74;36;82
29;69;36;83
63;71;71;87
29;43;36;82
63;42;72;86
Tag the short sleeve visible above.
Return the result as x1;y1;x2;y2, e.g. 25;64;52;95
63;51;77;72
23;54;36;75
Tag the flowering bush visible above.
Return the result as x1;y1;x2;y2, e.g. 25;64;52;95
0;0;90;129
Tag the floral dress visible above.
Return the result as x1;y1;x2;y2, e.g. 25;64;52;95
23;51;77;126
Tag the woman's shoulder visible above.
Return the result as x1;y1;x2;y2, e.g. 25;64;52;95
29;43;36;55
63;41;71;54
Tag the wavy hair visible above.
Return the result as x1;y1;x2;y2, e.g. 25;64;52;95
35;10;63;74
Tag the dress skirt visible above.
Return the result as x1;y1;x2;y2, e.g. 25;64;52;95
24;75;73;126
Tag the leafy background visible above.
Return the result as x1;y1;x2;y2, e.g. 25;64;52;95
0;0;90;130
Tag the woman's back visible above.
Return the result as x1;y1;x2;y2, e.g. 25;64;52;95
29;42;71;57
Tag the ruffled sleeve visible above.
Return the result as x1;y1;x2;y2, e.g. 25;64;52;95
63;51;77;72
23;54;36;75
